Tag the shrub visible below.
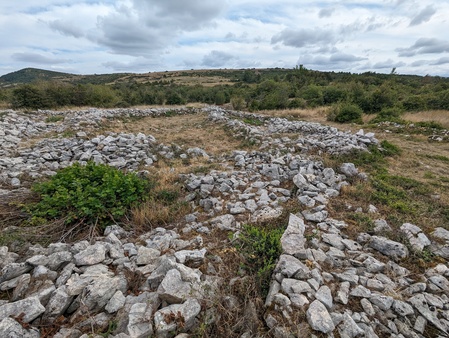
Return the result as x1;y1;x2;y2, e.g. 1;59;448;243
28;162;150;228
371;107;404;124
236;224;284;297
322;86;348;104
402;95;427;111
230;96;246;110
288;98;306;109
328;103;363;123
300;85;324;107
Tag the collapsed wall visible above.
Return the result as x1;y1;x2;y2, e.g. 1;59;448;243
0;107;448;338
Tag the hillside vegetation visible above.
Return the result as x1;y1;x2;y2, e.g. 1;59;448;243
1;67;449;117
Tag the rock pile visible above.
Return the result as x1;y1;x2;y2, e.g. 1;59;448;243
0;106;448;337
0;226;217;338
265;213;449;337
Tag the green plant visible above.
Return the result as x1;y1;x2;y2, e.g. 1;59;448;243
327;103;362;123
27;161;151;228
347;213;375;233
236;224;284;297
243;117;263;126
414;121;444;130
371;107;404;124
379;140;402;156
45;115;64;123
99;320;118;337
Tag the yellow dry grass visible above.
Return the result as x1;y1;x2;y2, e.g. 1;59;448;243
256;107;330;122
130;162;190;231
100;111;242;156
402;110;449;128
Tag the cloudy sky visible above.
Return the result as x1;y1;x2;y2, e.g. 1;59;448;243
1;0;448;77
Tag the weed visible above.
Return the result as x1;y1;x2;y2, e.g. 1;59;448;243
423;171;436;179
45;115;64;123
424;154;449;162
164;110;178;117
414;121;444;130
99;320;118;337
235;223;285;297
242;117;264;126
61;129;76;138
379;140;401;156
347;213;375;233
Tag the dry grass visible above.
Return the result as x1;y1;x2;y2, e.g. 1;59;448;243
256;107;330;122
100;111;243;156
402;110;449;129
130;162;191;233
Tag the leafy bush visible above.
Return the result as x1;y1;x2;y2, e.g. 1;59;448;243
371;107;404;124
402;95;427;111
236;224;284;296
322;86;348;104
28;162;150;227
300;85;324;107
328;103;363;123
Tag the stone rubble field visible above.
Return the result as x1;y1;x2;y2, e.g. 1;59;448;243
0;106;448;338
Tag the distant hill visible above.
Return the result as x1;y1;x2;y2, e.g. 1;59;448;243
0;68;134;87
0;68;77;86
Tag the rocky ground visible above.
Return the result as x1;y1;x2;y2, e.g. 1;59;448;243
0;106;448;337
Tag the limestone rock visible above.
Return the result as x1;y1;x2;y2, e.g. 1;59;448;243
306;300;335;334
0;296;45;323
369;236;409;260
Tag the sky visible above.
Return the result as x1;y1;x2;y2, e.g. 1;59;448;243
1;0;449;77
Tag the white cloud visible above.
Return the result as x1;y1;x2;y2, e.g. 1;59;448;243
0;0;448;77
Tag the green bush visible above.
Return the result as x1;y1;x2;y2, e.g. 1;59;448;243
371;107;404;124
322;86;348;104
236;224;284;297
328;103;363;123
28;162;150;227
402;95;427;111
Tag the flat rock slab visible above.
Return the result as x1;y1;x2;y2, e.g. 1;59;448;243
0;296;45;323
369;236;408;260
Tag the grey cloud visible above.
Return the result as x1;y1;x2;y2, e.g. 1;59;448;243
12;52;69;64
410;60;427;67
48;20;84;38
372;59;406;69
318;8;335;18
202;50;238;67
299;52;366;67
410;57;449;67
397;38;449;57
409;5;436;26
271;28;336;48
103;57;163;72
330;53;367;63
431;56;449;65
92;0;224;57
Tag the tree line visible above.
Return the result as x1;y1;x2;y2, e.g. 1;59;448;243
1;67;449;113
